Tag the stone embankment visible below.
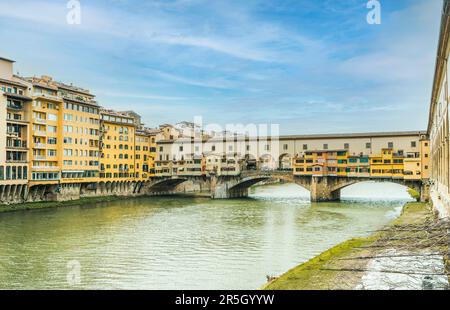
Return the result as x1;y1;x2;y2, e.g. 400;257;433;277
263;202;450;290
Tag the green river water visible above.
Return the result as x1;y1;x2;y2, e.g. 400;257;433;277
0;182;413;289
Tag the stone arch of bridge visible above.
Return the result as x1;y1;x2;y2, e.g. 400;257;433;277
328;178;422;194
228;175;311;195
146;177;189;192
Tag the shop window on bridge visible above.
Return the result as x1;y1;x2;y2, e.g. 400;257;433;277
349;158;358;163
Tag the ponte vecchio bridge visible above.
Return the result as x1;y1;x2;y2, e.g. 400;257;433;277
134;130;431;202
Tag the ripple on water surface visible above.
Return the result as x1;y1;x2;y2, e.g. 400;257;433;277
0;183;412;289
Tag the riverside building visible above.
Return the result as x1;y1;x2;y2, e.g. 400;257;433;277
427;0;450;216
0;57;31;201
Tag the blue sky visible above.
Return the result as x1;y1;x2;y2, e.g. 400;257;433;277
0;0;442;134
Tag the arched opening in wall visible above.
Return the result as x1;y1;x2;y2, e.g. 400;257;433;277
259;154;277;171
278;153;292;171
340;181;415;201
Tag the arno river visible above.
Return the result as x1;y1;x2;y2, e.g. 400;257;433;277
0;183;412;290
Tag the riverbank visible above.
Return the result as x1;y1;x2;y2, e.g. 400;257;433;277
0;196;130;214
0;192;215;214
263;202;450;290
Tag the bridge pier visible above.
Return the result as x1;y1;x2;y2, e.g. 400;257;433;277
310;176;341;202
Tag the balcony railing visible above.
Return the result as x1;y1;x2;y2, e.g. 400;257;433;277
34;118;47;124
6;141;27;149
32;166;59;171
34;155;47;160
6;159;28;163
6;131;19;137
34;143;46;149
33;93;60;101
7;104;24;110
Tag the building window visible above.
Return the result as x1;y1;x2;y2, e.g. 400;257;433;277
48;113;58;121
283;144;288;151
388;142;394;148
366;143;371;149
411;141;417;148
303;144;308;150
344;143;350;149
323;144;328;150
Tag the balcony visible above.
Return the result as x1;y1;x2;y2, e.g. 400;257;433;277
6;159;28;164
33;131;47;137
7;103;24;110
34;143;47;149
34;118;47;125
6;141;27;149
32;166;59;171
6;131;19;137
33;92;61;102
7;117;29;125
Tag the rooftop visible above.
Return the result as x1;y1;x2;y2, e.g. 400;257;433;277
0;57;15;63
55;81;92;96
156;131;426;144
0;77;28;88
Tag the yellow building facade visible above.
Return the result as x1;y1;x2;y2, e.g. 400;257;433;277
57;82;101;184
135;129;157;181
99;110;136;182
22;77;62;186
